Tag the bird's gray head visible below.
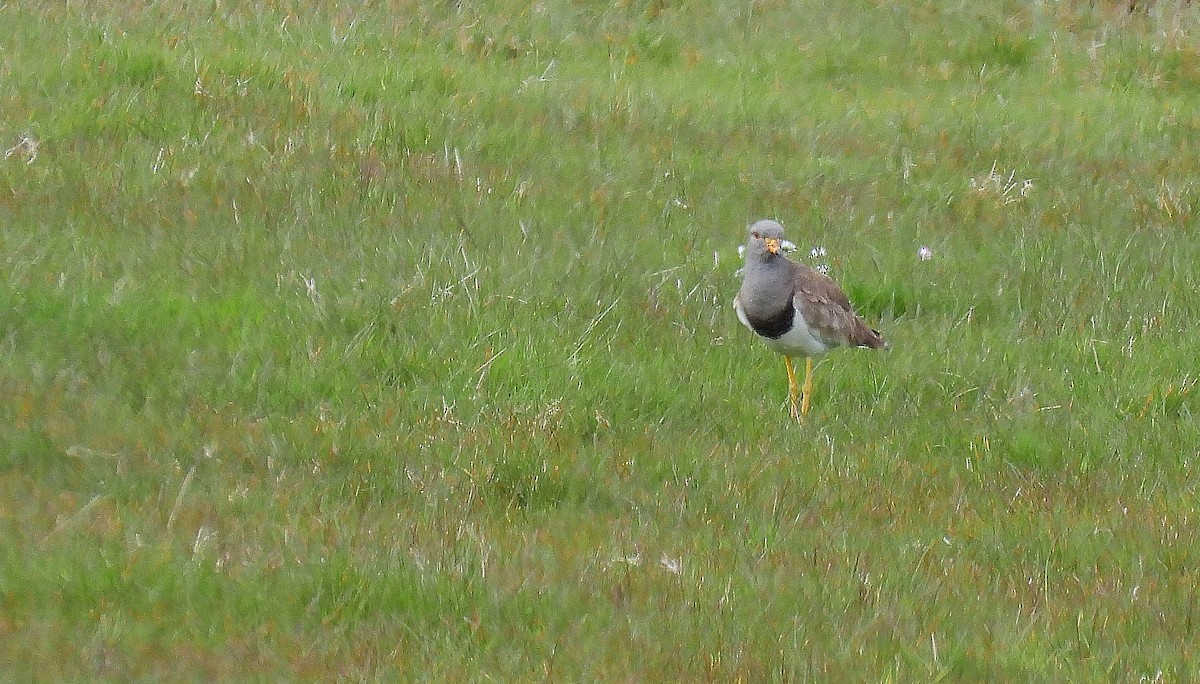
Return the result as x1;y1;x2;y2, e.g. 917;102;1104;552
744;219;788;262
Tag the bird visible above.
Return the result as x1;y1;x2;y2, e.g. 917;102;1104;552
734;219;886;420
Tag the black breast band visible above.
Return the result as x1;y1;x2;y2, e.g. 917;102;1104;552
745;300;795;339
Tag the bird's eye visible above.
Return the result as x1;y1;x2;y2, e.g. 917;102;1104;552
751;232;760;239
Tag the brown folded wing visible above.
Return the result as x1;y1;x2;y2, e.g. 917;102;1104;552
791;261;887;350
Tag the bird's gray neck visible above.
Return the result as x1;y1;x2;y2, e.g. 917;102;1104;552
739;255;796;338
740;255;794;309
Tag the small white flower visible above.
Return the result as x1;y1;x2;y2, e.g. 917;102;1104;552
658;553;683;575
608;554;642;567
971;162;1033;205
4;134;39;164
816;264;831;276
918;246;934;261
810;246;827;260
780;239;797;253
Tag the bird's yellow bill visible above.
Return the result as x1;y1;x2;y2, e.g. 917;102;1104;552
765;237;781;254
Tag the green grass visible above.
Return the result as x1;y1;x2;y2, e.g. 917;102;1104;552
5;0;1200;680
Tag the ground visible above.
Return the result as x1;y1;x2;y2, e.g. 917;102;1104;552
3;1;1200;680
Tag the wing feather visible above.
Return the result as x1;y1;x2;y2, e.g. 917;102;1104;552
790;261;886;349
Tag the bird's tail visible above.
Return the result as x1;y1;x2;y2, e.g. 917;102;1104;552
853;325;888;350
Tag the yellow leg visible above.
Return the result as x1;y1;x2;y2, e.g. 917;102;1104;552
801;356;814;416
784;356;801;420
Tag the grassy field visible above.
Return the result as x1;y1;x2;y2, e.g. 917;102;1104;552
4;0;1200;680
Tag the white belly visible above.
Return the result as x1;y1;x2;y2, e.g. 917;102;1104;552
736;296;833;357
762;314;833;356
